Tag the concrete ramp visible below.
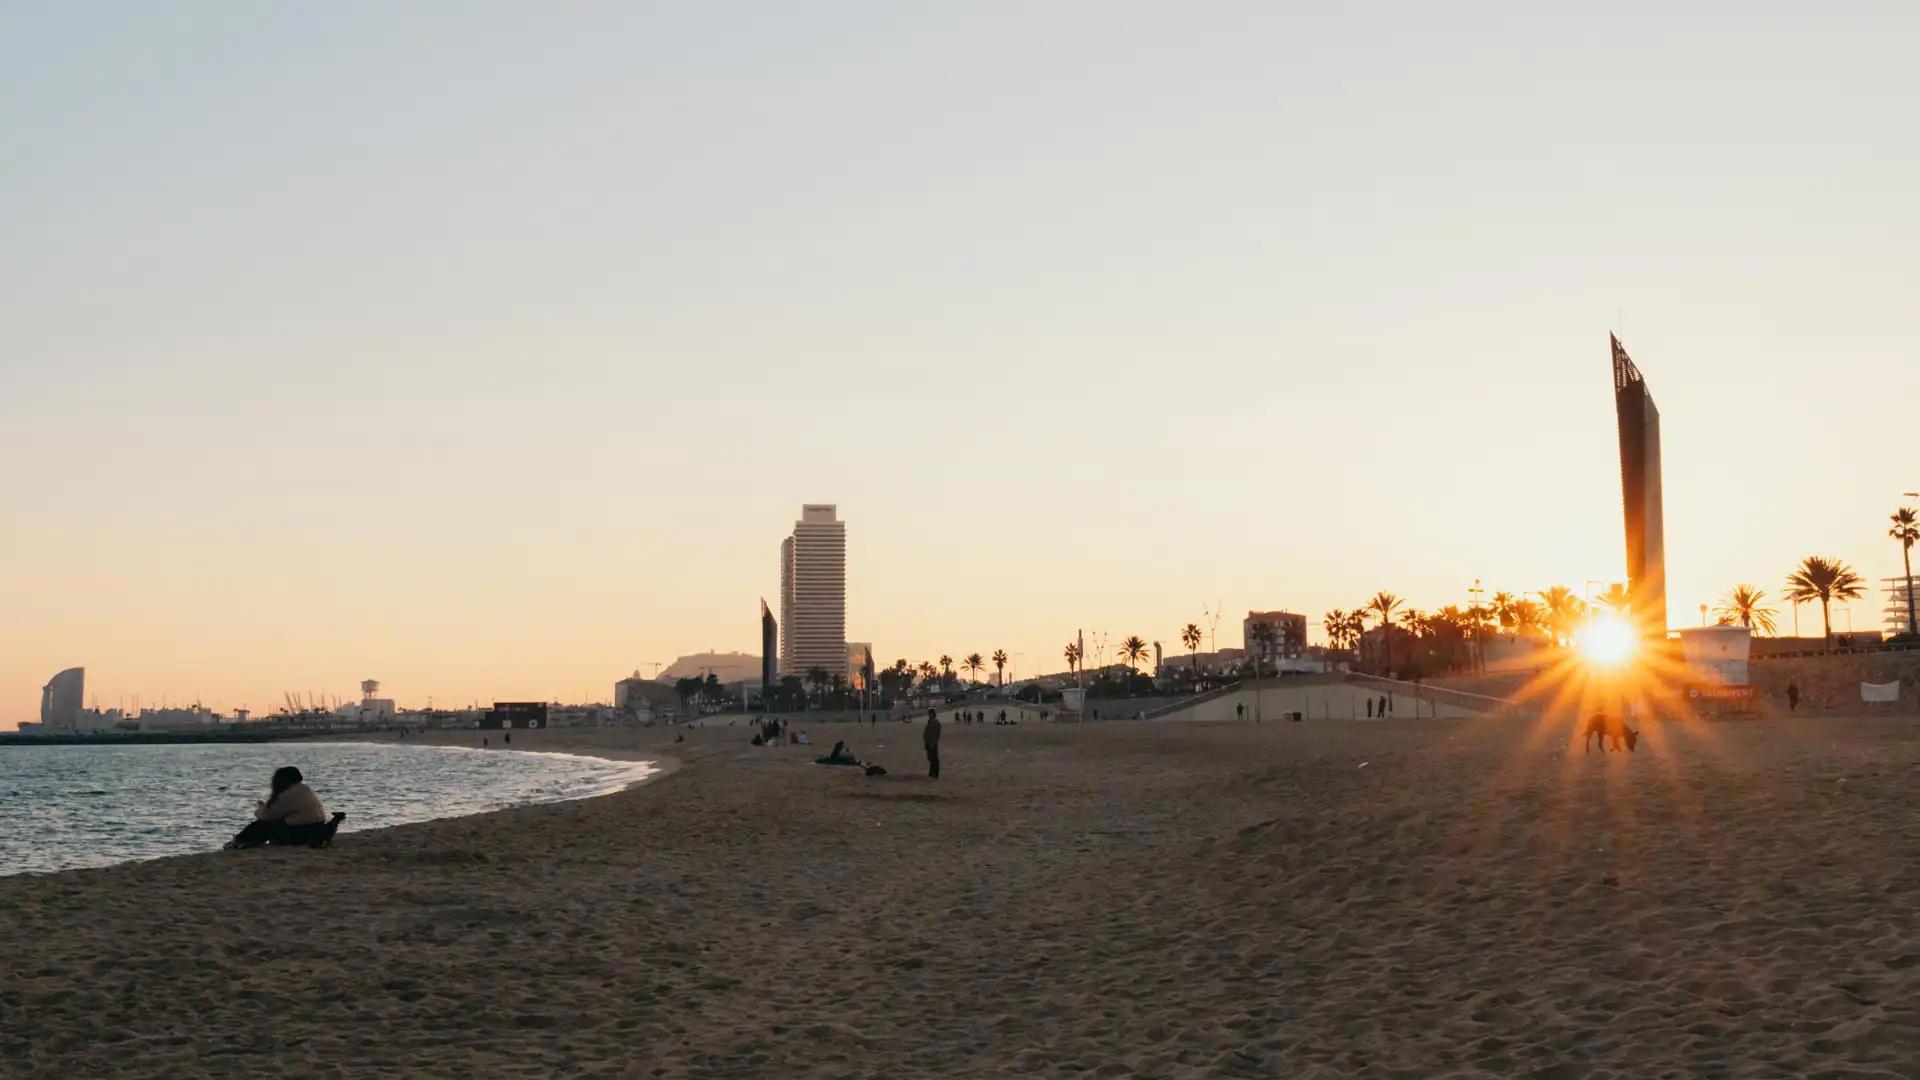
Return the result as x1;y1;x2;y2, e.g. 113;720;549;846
1152;676;1519;723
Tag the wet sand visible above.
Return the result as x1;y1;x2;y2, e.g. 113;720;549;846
2;712;1915;1077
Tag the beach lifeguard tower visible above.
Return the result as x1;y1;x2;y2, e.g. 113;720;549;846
1674;626;1757;716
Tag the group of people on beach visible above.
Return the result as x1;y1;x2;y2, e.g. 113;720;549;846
951;708;1013;726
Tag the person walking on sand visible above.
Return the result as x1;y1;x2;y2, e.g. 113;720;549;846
923;708;942;779
1787;681;1801;712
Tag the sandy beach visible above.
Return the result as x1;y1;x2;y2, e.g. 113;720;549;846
3;711;1916;1078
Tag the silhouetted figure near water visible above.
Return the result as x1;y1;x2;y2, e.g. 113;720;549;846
225;766;331;849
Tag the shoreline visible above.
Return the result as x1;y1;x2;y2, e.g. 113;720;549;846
1;734;680;881
318;730;687;796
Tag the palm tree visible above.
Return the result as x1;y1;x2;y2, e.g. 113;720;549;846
805;666;830;704
917;661;937;685
1368;591;1403;676
938;654;953;682
1464;604;1492;671
1784;556;1867;649
1537;586;1585;647
1594;583;1632;614
1278;619;1304;668
1491;592;1516;634
962;652;985;683
1118;635;1150;674
1714;584;1778;635
1892;508;1919;639
991;649;1008;685
1322;610;1346;654
1510;598;1546;640
1247;623;1275;679
1063;641;1081;675
1181;622;1203;679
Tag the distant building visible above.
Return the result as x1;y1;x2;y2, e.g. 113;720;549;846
486;702;549;729
661;651;762;685
1158;648;1247;675
136;706;219;732
760;599;778;690
848;642;873;688
350;679;396;725
615;673;682;716
1243;611;1308;668
41;667;84;731
1883;576;1916;636
779;504;847;679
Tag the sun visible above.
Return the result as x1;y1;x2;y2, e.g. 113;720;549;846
1578;614;1638;668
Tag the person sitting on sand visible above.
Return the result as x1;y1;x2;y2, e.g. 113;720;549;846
224;766;330;850
815;740;861;766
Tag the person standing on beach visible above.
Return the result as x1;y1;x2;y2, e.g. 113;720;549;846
923;708;942;779
1787;682;1801;712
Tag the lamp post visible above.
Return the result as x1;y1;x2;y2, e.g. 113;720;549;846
1468;578;1485;671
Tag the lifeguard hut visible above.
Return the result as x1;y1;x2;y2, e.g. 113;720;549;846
1673;626;1757;716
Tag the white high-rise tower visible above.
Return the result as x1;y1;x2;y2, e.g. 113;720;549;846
779;504;846;679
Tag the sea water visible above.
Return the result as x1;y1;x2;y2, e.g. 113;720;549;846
0;741;654;876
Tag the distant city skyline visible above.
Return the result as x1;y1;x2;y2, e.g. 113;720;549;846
5;6;1919;728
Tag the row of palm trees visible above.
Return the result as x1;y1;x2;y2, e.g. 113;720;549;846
1060;636;1152;677
1316;546;1898;679
1713;555;1868;644
1714;508;1918;645
885;507;1920;699
872;649;1016;689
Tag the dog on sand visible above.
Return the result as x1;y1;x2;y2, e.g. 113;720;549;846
1582;712;1638;753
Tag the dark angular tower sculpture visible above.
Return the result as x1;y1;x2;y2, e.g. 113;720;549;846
1612;334;1668;637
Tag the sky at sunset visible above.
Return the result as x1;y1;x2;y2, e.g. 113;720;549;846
4;4;1917;727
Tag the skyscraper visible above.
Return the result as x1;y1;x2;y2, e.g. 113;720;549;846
41;667;84;731
779;504;847;678
1612;335;1668;636
779;536;794;676
760;599;778;691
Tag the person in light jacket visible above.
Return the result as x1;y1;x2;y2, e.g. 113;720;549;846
224;766;330;849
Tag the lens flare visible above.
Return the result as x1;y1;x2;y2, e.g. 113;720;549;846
1579;615;1638;668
